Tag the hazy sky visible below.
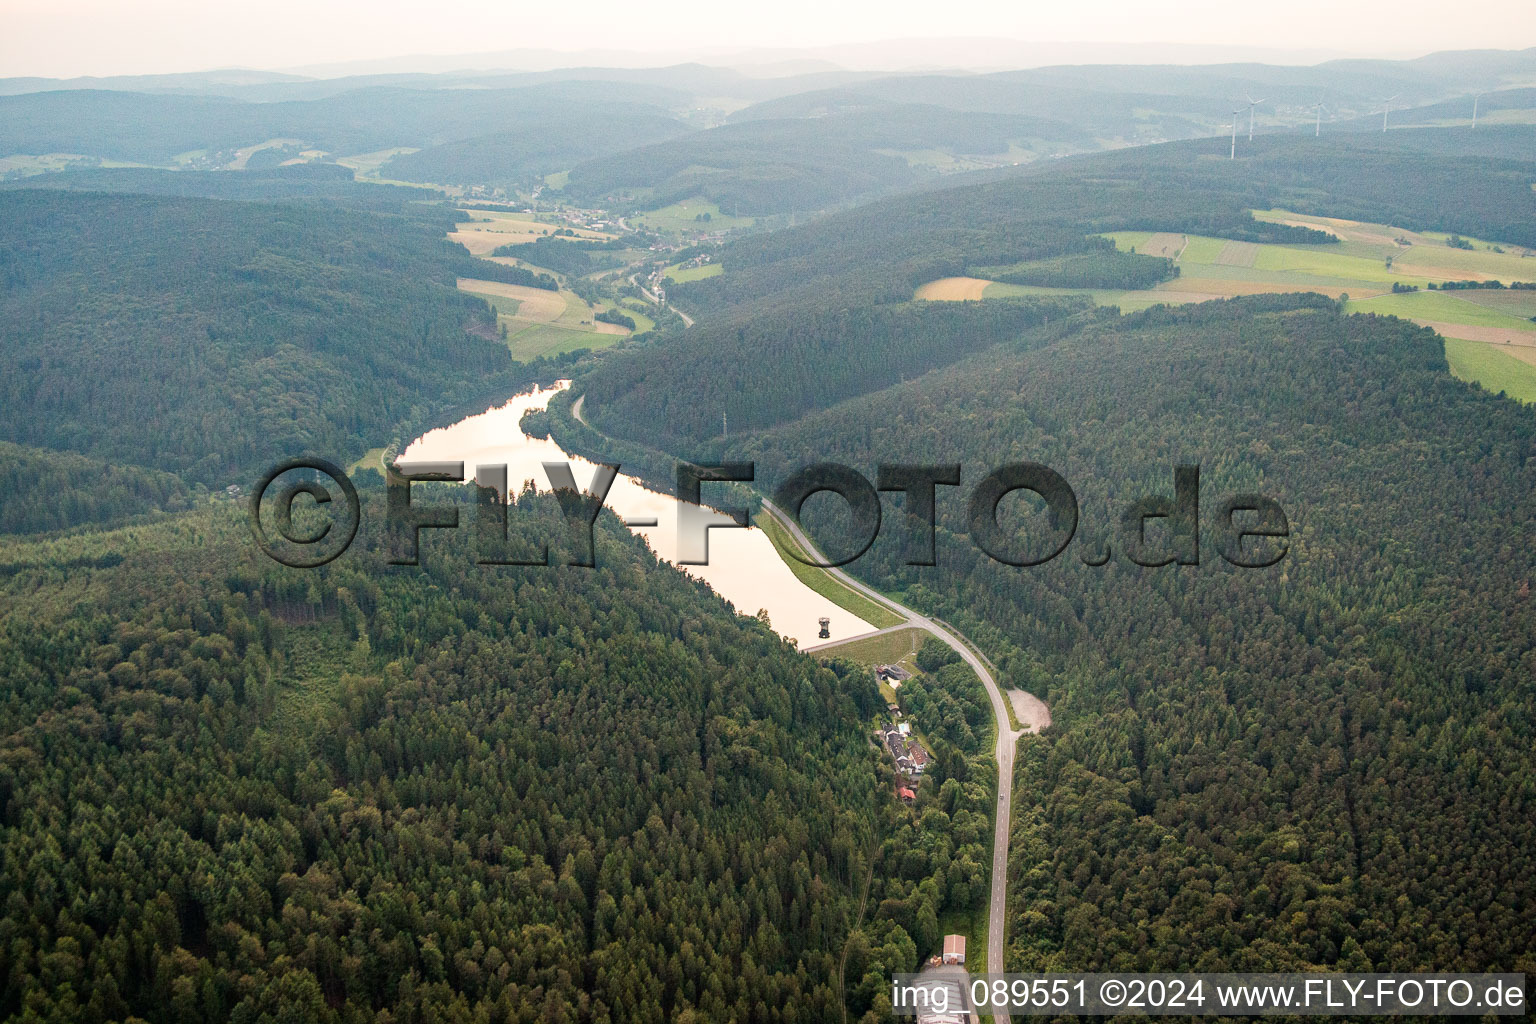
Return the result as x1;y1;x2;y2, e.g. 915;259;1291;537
3;0;1534;78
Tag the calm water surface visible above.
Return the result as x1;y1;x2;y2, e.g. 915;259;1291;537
401;382;877;648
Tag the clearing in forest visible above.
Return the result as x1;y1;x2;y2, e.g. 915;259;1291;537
457;279;568;321
916;277;992;301
457;278;631;360
450;209;614;256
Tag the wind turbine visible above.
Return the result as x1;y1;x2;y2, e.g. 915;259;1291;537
1472;91;1484;129
1380;94;1400;132
1313;100;1326;137
1230;107;1244;159
1245;94;1266;141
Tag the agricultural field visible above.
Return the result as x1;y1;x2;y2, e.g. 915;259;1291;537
916;210;1536;399
449;208;614;257
612;299;657;334
979;280;1173;311
914;277;991;301
1444;338;1536;403
227;138;303;170
0;153;149;177
633;197;755;234
1346;289;1536;333
348;446;390;476
875;141;1035;172
593;298;656;335
663;261;723;284
458;277;629;361
333;147;438;188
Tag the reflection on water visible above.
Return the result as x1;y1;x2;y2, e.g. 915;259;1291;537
400;381;877;649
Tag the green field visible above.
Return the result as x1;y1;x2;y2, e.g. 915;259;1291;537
0;153;152;176
1455;289;1536;318
1443;338;1536;403
619;298;657;333
926;213;1536;408
503;323;614;360
465;285;631;360
981;281;1175;312
634;198;754;234
334;147;439;188
664;261;723;284
348;446;390;476
969;216;1536;319
753;511;906;630
464;289;524;318
810;626;926;667
596;299;656;335
1347;291;1536;331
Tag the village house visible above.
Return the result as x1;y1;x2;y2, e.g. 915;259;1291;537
881;721;929;777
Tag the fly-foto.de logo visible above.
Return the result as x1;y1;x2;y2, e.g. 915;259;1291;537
250;459;1289;571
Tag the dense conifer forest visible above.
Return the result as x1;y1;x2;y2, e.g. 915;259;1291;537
0;493;936;1023
668;136;1535;316
0;179;1014;1022
580;299;1090;452
727;296;1536;975
2;52;1535;1024
0;191;524;487
0;442;193;535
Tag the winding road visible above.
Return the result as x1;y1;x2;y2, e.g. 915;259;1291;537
572;396;1046;1018
764;499;1049;1021
627;273;695;327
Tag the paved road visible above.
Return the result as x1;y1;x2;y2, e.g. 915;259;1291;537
762;499;1036;1020
569;395;1033;1013
627;273;695;327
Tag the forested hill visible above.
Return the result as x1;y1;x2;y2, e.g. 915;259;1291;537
0;190;523;487
739;295;1536;974
0;84;691;173
580;298;1094;456
0;493;894;1022
561;104;1088;217
671;133;1536;317
0;163;445;213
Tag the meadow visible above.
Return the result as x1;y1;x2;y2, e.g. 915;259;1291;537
1443;337;1536;403
664;261;723;284
449;208;613;256
634;197;755;234
915;210;1536;399
810;626;926;672
1346;289;1536;331
459;278;629;360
